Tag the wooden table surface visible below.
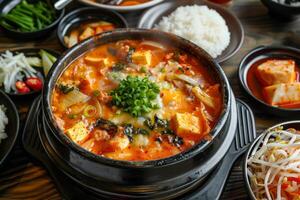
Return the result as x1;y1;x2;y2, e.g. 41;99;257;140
1;0;300;199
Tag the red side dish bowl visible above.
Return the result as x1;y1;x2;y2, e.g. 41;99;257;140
239;45;300;116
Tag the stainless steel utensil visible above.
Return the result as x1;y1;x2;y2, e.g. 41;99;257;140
54;0;72;10
94;0;123;4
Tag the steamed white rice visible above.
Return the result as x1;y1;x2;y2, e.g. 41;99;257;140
0;105;8;143
156;5;231;58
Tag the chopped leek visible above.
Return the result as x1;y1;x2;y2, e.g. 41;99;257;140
61;89;90;109
192;86;215;108
83;105;97;118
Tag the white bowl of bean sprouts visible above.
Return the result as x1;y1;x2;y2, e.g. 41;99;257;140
245;121;300;200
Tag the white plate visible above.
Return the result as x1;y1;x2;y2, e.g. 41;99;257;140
78;0;165;12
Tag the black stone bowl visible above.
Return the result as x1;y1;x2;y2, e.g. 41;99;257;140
41;29;233;198
0;90;19;167
57;7;128;48
244;120;300;200
261;0;300;18
0;0;65;40
238;45;300;117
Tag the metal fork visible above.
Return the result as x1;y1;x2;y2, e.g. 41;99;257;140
184;99;257;200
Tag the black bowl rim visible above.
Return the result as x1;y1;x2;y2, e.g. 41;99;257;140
238;45;300;113
57;7;129;48
0;89;19;165
0;48;61;97
137;0;245;63
0;0;65;35
43;28;231;168
261;0;300;10
243;120;300;200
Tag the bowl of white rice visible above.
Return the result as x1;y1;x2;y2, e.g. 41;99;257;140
138;0;244;63
0;90;19;166
0;105;8;143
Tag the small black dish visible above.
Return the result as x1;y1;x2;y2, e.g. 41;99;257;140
238;45;300;117
57;7;128;48
243;120;300;200
137;0;244;63
261;0;300;18
0;48;60;98
0;0;65;40
0;90;19;167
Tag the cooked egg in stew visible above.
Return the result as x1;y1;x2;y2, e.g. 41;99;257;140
247;58;300;109
51;40;223;161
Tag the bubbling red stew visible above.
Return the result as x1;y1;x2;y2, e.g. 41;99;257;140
118;0;150;6
51;40;223;161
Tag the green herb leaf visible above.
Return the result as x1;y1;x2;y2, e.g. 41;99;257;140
140;66;147;73
110;76;160;117
67;114;77;119
57;84;74;94
178;67;185;73
92;90;101;97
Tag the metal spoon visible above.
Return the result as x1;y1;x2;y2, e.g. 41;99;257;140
54;0;72;10
95;0;124;5
108;0;123;5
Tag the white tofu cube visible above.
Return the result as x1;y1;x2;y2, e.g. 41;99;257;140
110;135;130;150
256;60;296;86
263;83;300;106
133;134;149;147
84;55;111;67
66;121;89;144
79;27;95;41
132;51;152;66
174;113;201;135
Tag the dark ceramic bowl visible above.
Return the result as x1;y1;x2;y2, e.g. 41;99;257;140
239;45;300;117
0;48;60;98
37;97;236;199
261;0;300;18
41;29;233;198
0;0;65;40
138;0;244;63
57;7;128;48
244;120;300;200
0;90;19;166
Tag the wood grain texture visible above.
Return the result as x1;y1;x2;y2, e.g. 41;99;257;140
0;0;300;199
